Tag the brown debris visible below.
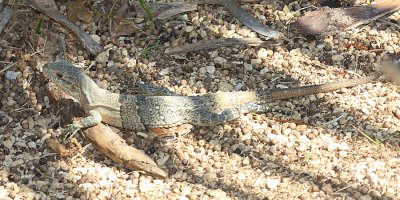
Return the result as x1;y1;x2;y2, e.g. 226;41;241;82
134;2;198;20
294;0;400;35
66;0;93;24
46;138;82;157
102;0;139;37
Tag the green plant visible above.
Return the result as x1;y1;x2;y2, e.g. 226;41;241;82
142;44;159;58
35;17;44;34
138;0;153;20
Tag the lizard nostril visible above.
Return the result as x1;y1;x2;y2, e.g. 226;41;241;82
56;73;63;78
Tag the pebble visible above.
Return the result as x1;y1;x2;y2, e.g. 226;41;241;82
5;71;20;80
266;178;280;190
139;179;155;192
206;65;215;74
218;82;233;92
327;142;340;152
244;63;253;71
332;54;344;62
96;50;109;63
213;56;227;65
185;26;194;32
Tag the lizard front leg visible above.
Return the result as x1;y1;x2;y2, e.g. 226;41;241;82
63;110;102;140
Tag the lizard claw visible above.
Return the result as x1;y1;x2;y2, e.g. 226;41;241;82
61;124;82;141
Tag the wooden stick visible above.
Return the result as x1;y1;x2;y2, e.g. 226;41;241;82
84;123;168;178
0;6;12;34
26;0;103;55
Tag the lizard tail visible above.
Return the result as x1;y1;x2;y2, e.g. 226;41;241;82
202;74;379;112
258;74;379;101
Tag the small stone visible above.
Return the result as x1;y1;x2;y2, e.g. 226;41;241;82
184;26;194;32
266;178;280;190
206;65;215;74
218;82;233;92
310;184;320;192
244;63;253;71
207;189;225;198
242;157;250;165
321;183;333;193
338;151;348;157
250;59;262;65
282;129;291;135
199;67;207;75
139;179;155;192
5;71;20;80
213;57;226;65
361;107;370;115
327;143;339;152
332;54;344;62
257;48;268;58
96;50;109;63
338;142;351;151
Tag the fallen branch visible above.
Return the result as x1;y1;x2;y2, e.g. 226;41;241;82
218;0;279;39
0;6;12;34
26;0;103;55
84;123;168;178
135;2;198;20
164;37;267;55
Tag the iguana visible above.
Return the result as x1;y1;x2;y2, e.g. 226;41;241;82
42;61;378;139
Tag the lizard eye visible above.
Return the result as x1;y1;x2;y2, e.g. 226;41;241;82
71;84;77;91
56;72;63;79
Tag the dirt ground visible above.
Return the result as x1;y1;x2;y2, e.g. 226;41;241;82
1;0;400;199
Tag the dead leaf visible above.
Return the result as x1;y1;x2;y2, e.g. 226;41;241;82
46;138;69;157
67;0;94;24
102;0;138;37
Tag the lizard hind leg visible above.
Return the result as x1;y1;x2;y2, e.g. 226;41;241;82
190;102;292;127
190;107;243;126
189;102;273;126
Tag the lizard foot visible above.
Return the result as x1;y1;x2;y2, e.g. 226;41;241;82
151;124;194;143
61;124;83;141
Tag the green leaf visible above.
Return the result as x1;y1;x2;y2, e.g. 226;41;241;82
305;152;311;162
142;44;159;58
138;0;153;20
35;18;44;34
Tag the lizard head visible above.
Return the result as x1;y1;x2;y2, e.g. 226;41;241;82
43;61;97;100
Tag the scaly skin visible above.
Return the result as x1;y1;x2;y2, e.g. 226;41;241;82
42;61;377;137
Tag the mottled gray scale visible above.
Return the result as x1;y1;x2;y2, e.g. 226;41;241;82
119;94;146;130
189;108;241;126
136;96;199;129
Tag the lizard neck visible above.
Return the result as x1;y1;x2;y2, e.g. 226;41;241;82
78;81;109;108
